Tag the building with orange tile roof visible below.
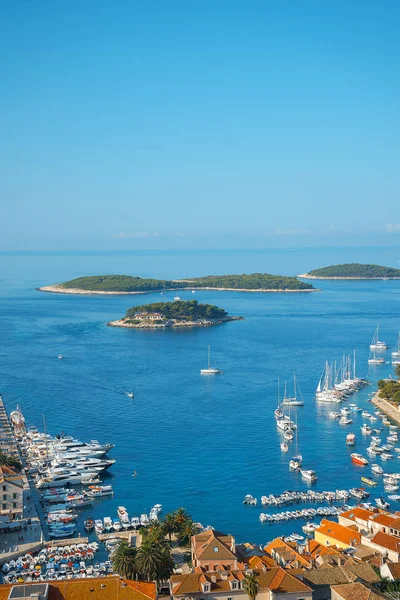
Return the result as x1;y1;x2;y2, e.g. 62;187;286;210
380;561;400;581
0;578;157;600
191;530;238;571
368;513;400;537
170;567;312;600
361;530;400;562
338;508;376;534
331;582;385;600
314;520;361;550
264;537;312;569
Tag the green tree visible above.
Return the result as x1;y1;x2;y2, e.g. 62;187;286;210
112;540;138;579
141;520;166;544
396;364;400;379
243;574;260;600
163;513;178;541
173;507;189;528
177;519;200;547
0;452;22;472
136;538;174;582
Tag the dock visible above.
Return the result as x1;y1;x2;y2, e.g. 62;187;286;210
98;530;141;546
372;390;400;426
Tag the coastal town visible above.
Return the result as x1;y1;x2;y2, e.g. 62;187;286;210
1;355;400;600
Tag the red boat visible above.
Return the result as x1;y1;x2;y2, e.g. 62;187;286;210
351;453;368;466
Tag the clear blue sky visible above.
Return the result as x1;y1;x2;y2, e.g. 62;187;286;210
1;0;399;250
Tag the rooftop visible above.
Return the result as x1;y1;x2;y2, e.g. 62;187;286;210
331;582;386;600
315;519;362;546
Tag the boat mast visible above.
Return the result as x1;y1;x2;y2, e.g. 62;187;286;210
353;349;356;379
293;372;297;400
208;345;211;369
42;413;49;463
277;377;280;409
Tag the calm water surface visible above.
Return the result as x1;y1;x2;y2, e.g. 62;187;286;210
0;248;400;544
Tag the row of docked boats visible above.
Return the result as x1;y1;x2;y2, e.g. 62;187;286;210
244;489;358;508
259;505;347;524
18;427;115;488
1;542;116;585
316;351;367;403
88;504;162;535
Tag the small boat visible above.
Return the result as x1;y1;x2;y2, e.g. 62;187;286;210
124;391;134;399
339;416;352;425
200;346;222;375
103;517;113;532
132;471;138;477
370;324;388;351
289;456;302;470
302;522;319;535
280;442;289;452
392;332;400;358
381;452;394;460
329;411;340;419
371;463;384;474
351;453;368;466
113;518;121;531
349;487;369;499
346;433;356;446
173;296;182;301
58;355;64;360
361;477;377;486
361;424;372;435
117;506;129;520
84;517;94;532
376;497;390;509
300;469;318;482
131;516;140;528
284;429;294;441
385;484;399;492
94;519;104;534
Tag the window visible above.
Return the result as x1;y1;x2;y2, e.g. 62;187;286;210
12;502;17;508
2;494;6;501
2;486;5;491
231;582;238;590
228;597;233;600
2;504;6;510
13;493;17;500
213;546;219;553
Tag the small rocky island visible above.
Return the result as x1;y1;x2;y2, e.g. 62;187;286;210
108;300;242;329
39;273;315;294
298;263;400;280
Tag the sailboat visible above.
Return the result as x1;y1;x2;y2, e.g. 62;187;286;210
282;372;304;406
368;348;385;365
200;346;222;375
289;417;302;470
274;379;284;420
370;324;387;351
392;332;400;359
282;392;294;441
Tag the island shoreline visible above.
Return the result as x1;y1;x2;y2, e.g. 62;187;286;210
298;273;400;280
107;315;243;329
38;284;318;295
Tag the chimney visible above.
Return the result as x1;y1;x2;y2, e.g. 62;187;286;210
211;575;217;583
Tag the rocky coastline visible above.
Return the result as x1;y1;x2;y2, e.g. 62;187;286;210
39;284;317;295
107;315;243;329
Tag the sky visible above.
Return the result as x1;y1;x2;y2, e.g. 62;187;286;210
1;0;399;250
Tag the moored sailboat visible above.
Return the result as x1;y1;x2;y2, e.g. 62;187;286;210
200;346;222;375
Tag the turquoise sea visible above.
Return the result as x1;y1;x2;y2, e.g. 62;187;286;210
1;247;400;545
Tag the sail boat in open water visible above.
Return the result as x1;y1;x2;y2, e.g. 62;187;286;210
200;346;222;375
274;378;284;420
282;373;304;407
370;324;388;351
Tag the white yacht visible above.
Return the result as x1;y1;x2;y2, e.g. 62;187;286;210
300;469;318;482
392;332;400;358
282;373;304;406
368;349;385;365
370;325;388;351
200;346;221;375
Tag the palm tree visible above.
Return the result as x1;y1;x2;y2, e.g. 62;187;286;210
163;513;178;541
136;538;174;582
178;519;200;547
142;520;166;544
173;507;189;528
112;540;137;579
243;573;260;600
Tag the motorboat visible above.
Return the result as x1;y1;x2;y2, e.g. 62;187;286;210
84;517;94;532
284;429;294;441
103;517;113;532
339;417;352;425
346;433;356;446
200;346;221;375
361;424;372;435
289;456;302;470
381;453;394;460
300;469;318;482
329;411;340;419
371;464;384;474
280;442;289;452
117;506;129;520
94;519;104;534
361;477;377;486
376;497;390;509
302;522;319;535
351;453;368;466
140;513;150;527
113;519;121;531
131;516;140;528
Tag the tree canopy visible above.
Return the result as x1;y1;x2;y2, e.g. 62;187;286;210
378;378;400;405
126;300;228;321
307;263;400;278
60;272;314;292
0;451;22;472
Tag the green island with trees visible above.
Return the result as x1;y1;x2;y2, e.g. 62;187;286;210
39;272;315;294
108;299;242;329
299;263;400;279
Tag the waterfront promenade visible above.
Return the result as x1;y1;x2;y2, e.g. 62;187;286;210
371;390;400;426
0;397;43;564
